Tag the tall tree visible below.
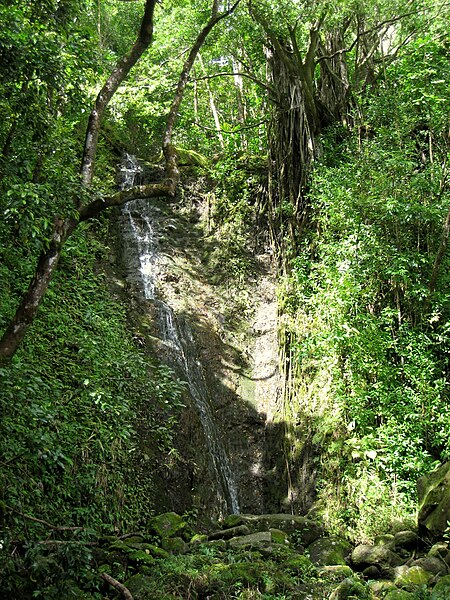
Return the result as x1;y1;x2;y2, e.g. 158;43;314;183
0;0;240;362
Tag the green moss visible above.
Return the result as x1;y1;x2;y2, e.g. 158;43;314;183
148;512;187;539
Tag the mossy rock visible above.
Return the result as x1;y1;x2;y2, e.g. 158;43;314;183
368;580;397;595
148;512;187;539
270;528;289;545
221;514;244;529
124;542;169;559
124;574;157;600
121;535;144;544
209;524;251;541
394;565;432;588
161;536;188;555
128;550;157;566
431;574;450;599
237;514;323;545
228;531;272;548
411;555;447;575
190;533;208;546
308;537;351;566
352;544;403;570
374;534;395;547
428;542;449;559
384;590;414;599
394;531;418;550
284;554;317;575
205;539;228;551
318;565;355;580
329;577;372;599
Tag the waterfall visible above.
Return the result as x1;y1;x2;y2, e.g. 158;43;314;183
119;155;240;515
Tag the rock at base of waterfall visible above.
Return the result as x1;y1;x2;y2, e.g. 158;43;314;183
208;524;251;541
228;531;272;548
230;513;323;545
148;512;188;539
329;577;372;599
308;537;352;566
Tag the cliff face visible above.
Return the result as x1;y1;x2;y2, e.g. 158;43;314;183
114;169;289;518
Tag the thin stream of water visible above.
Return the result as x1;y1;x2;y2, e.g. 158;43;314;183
120;155;239;515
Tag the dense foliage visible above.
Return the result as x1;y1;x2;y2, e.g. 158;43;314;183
279;34;450;539
1;0;450;595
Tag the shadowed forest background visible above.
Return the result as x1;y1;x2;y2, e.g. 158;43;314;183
1;0;450;598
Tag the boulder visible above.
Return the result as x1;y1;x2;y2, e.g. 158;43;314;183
368;580;397;595
318;565;354;579
394;565;432;588
394;531;418;550
384;590;414;599
269;528;289;545
308;537;351;566
148;512;188;539
228;531;272;548
161;536;188;555
362;565;381;578
236;514;323;545
428;542;449;559
329;577;372;599
417;462;450;542
351;544;403;571
190;533;208;545
208;524;250;541
374;534;395;547
411;556;447;575
221;514;244;529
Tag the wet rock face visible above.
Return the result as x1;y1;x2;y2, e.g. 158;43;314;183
116;163;286;517
417;461;450;542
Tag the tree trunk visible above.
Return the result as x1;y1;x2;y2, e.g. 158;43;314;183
198;52;225;149
0;0;240;363
0;217;77;361
80;0;157;187
265;42;317;266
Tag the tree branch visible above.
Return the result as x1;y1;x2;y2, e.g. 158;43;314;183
192;71;273;93
316;10;417;64
100;573;134;600
5;505;84;531
80;0;158;188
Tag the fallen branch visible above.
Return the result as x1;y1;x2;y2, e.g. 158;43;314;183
101;573;134;600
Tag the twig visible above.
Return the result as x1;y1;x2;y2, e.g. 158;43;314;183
5;505;84;531
316;10;417;63
192;70;273;92
101;573;134;600
193;118;268;134
118;531;144;540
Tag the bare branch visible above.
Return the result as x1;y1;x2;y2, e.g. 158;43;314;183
194;118;268;134
5;505;84;531
101;573;134;600
316;10;417;64
193;71;273;93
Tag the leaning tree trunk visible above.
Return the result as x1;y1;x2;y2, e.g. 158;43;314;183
0;0;240;363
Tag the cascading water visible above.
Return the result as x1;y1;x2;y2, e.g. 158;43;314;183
119;155;240;515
